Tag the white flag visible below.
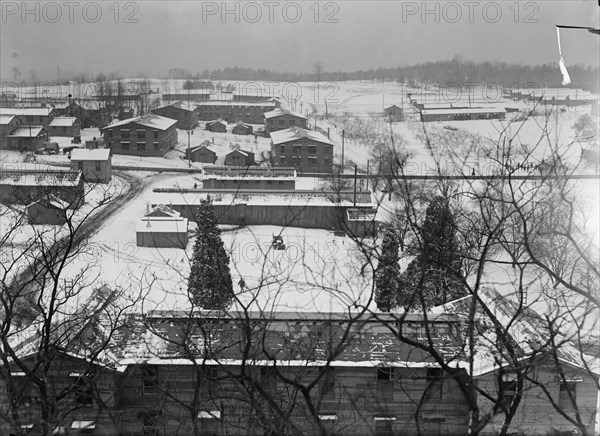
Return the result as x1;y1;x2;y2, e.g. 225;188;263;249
556;27;571;86
559;57;571;86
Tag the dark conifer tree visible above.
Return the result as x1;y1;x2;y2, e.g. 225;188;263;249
188;197;234;310
375;227;401;312
397;197;466;311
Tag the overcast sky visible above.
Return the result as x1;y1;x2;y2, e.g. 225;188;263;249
1;0;599;81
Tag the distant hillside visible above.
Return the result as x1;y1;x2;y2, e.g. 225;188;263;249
175;59;599;93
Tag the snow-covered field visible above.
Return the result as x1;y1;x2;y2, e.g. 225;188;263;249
43;172;373;313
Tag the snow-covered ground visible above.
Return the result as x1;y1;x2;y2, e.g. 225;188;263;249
4;79;598;318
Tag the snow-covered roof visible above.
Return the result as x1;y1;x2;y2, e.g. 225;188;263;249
7;126;47;138
150;190;374;208
0;114;20;125
270;126;335;146
196;101;275;107
421;108;506;115
102;114;177;131
70;148;111;161
48;117;78;127
203;165;296;177
347;208;377;221
144;204;181;218
264;108;307;120
226;148;252;157
29;194;70;209
189;141;215;153
206;118;227;125
432;288;600;377
136;217;188;233
0;169;81;187
0;107;53;117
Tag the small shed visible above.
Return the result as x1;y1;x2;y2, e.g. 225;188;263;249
186;141;217;163
232;121;253;135
384;104;404;121
27;195;69;225
136;204;189;249
345;208;378;237
85;139;103;149
205;119;227;133
47;116;81;137
70;148;112;183
224;148;255;166
6;126;50;151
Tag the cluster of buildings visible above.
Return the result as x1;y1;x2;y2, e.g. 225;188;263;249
0;106;82;151
0;165;85;225
402;92;508;122
506;87;599;108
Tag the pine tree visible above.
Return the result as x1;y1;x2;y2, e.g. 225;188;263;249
375;227;401;312
397;197;466;311
188;198;234;310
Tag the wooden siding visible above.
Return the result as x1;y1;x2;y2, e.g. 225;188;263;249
70;159;112;183
477;365;598;435
271;137;333;173
103;122;178;157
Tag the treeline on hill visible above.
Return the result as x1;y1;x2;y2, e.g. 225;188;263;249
169;59;599;92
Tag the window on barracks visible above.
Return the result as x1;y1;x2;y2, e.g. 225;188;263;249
72;374;94;408
374;419;393;436
11;377;35;408
137;143;146;151
141;365;159;396
154;130;159;139
95;162;101;172
500;376;517;407
559;380;578;408
308;145;317;154
322;368;335;396
426;368;443;399
261;367;278;390
293;145;301;154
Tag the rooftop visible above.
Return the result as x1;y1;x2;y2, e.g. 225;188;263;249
270;126;335;146
0;169;81;187
136;217;189;233
70;148;111;161
420;108;506;115
48;117;79;127
102;114;177;131
264;108;307;120
7;126;47;138
0;114;20;125
0;107;54;117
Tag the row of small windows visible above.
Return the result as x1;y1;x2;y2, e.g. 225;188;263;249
280;145;318;154
119;142;161;151
107;130;159;139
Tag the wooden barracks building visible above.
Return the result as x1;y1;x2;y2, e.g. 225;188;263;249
270;126;334;173
2;289;597;436
102;114;178;157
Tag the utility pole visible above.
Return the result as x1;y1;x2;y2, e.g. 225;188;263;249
353;164;357;206
341;130;345;173
366;159;369;191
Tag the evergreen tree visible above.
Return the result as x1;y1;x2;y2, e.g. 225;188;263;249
375;227;401;312
397;197;466;311
188;198;234;310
